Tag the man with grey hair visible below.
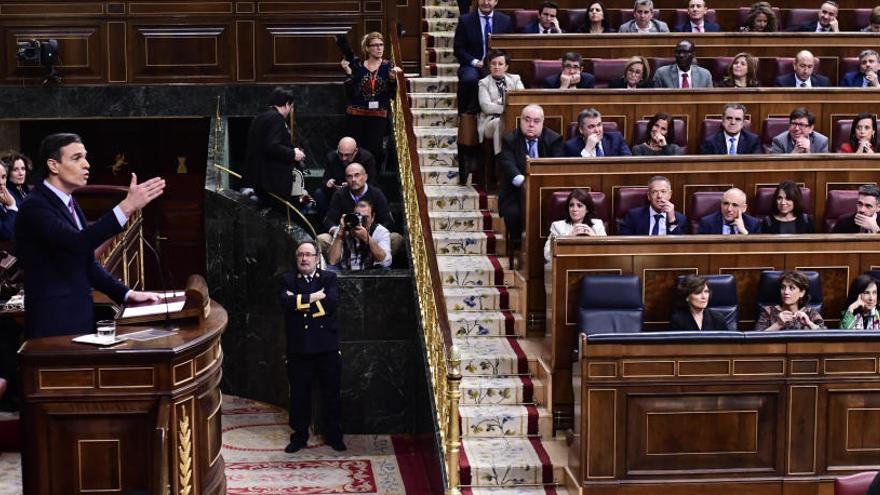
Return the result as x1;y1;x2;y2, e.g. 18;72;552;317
697;187;762;234
775;50;830;88
832;184;880;233
700;103;762;155
619;0;670;32
619;175;688;235
563;107;631;157
841;49;880;87
497;104;564;240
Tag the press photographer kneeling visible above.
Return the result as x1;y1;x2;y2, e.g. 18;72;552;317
327;199;391;270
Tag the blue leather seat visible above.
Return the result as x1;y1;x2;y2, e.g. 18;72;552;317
867;270;880;282
578;275;643;335
675;274;739;331
755;270;823;317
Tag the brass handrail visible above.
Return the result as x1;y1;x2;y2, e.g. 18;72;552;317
389;29;460;495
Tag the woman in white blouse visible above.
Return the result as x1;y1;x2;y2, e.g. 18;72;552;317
478;49;524;154
544;188;606;262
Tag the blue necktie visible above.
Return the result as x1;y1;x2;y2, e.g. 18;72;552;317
728;137;736;155
651;214;663;236
595;143;604;157
527;139;538;158
483;15;492;57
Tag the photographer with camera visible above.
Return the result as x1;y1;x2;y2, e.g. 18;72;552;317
327;199;391;270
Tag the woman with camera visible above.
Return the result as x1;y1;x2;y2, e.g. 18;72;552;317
327;199;391;271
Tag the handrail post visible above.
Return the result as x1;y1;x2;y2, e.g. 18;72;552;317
445;344;462;495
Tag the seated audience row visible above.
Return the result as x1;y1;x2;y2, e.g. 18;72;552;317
510;0;878;34
543;181;880;259
674;271;878;331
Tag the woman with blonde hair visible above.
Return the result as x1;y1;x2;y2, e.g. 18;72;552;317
740;1;777;32
719;52;759;88
608;56;653;89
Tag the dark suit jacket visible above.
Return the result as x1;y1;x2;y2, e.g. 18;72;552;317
522;20;562;33
321;149;377;193
840;71;867;87
790;20;827;32
563;132;632;157
0;206;15;241
243;107;302;197
697;210;762;234
831;213;878;233
607;77;655;89
16;183;129;338
774;72;831;87
618;205;688;235
669;308;727;331
543;72;595;89
453;10;513;66
761;213;816;234
673;21;721;32
497;128;564;212
280;268;339;355
700;130;762;155
324;184;393;231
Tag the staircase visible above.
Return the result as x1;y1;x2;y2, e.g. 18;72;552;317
410;1;572;492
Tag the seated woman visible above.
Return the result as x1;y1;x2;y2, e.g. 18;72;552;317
839;112;879;154
755;270;826;330
840;274;880;329
478;49;524;155
669;275;727;331
0;162;17;242
2;150;32;206
581;1;613;33
608;56;654;89
544;188;606;263
718;52;759;88
632;112;684;156
739;1;777;32
761;180;816;233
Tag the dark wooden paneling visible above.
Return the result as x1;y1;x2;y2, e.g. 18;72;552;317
256;22;355;81
129;23;235;81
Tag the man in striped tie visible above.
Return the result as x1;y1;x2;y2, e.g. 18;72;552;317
16;133;166;338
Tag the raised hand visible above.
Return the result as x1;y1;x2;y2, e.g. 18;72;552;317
119;173;166;217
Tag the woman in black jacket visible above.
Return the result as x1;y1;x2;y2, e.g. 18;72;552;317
669;275;728;331
761;180;816;234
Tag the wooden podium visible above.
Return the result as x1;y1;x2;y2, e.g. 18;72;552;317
18;301;228;495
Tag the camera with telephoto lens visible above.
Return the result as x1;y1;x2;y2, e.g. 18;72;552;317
343;213;363;231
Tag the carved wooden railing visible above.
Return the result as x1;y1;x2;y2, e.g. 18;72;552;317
390;29;462;495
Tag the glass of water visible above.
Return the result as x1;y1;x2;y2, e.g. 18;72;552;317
96;320;116;340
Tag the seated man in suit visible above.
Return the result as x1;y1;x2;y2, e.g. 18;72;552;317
653;40;713;88
497;104;564;240
674;0;720;32
619;0;670;32
564;107;632;157
16;133;166;339
700;103;762;155
840;49;880;88
832;184;880;233
770;107;829;153
698;187;761;234
523;1;563;33
453;0;512;114
789;0;840;32
619;175;688;235
775;50;831;88
543;52;595;89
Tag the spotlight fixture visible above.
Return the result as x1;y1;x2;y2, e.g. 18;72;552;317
15;39;61;86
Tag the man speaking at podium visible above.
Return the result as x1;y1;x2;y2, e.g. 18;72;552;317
15;133;166;339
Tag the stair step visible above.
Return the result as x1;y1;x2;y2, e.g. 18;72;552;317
409;92;457;109
422;165;460;185
423;5;458;19
423;18;459;33
411;107;458;127
460;376;540;405
427;63;459;78
460;437;560;486
427;47;456;64
434;231;500;256
438;254;514;287
454;336;530;376
424;31;455;49
444;286;518;312
448;310;524;337
430;210;492;232
414;126;458;149
459;404;552;439
425;185;487;211
419;148;459;169
424;0;459;8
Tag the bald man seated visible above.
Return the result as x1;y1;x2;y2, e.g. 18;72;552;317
774;50;831;88
697;188;762;234
314;137;377;220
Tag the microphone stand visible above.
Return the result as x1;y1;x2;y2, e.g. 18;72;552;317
140;235;172;325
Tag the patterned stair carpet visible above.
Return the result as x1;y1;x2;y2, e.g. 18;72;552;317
0;396;432;495
413;1;570;492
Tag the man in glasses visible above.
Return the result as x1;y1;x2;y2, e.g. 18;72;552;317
543;52;595;89
281;240;346;453
770;107;829;154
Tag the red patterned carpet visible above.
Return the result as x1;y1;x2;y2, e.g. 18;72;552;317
0;396;433;494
